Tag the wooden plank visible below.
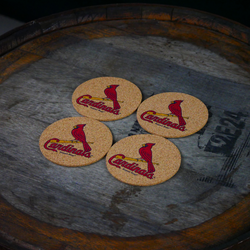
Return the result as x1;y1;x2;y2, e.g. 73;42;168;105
36;10;77;34
106;5;142;20
19;31;67;52
74;6;106;25
1;4;250;57
171;7;250;45
0;22;42;56
142;5;173;21
0;51;43;84
15;19;250;76
1;4;250;250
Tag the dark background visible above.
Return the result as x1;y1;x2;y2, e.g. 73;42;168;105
0;0;250;28
0;2;250;250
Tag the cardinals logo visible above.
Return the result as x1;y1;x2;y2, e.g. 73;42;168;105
104;85;121;110
139;143;155;173
108;143;158;179
76;85;123;115
44;124;92;158
140;100;188;131
168;100;186;126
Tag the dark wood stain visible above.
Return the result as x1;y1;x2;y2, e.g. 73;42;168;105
1;4;250;250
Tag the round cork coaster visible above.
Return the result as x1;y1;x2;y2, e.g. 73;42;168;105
72;77;142;121
137;92;209;138
106;134;181;186
39;117;113;167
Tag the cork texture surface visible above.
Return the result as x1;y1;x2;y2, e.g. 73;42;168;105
39;117;113;167
137;92;209;138
106;134;181;186
72;77;142;121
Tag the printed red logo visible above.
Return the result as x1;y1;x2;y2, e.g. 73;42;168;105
44;124;92;158
140;100;188;131
108;143;158;179
76;85;123;115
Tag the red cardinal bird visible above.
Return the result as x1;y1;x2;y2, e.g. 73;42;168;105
104;85;120;110
168;100;186;126
139;143;155;173
71;124;91;153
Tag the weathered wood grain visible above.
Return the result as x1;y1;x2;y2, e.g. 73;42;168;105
1;4;250;250
1;4;250;56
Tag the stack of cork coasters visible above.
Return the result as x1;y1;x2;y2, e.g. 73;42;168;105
106;92;208;186
39;77;142;167
39;77;209;186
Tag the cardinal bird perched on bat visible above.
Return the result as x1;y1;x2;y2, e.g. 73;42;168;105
139;143;155;173
104;85;120;110
168;100;186;126
71;124;91;153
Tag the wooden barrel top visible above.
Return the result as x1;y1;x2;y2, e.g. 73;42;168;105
0;4;250;250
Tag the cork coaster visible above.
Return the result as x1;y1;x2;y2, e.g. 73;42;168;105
39;117;113;167
72;77;142;121
137;92;209;138
106;134;181;186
